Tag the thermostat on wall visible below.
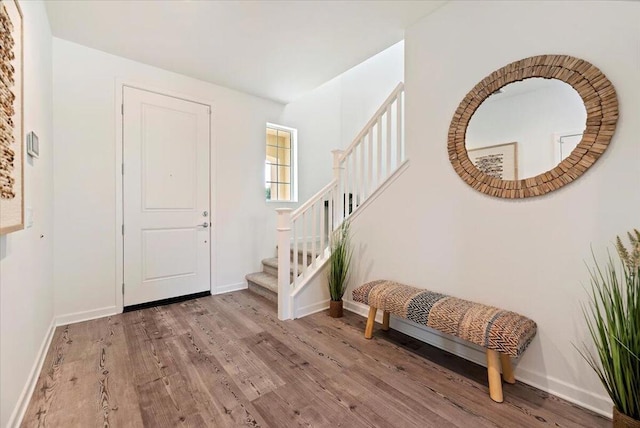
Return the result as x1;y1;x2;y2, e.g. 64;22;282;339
27;131;39;158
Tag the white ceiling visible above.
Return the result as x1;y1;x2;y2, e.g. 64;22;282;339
45;0;445;104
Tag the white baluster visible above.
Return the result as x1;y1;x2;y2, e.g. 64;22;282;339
352;147;359;211
377;117;382;187
276;208;292;320
345;153;351;217
320;195;325;262
367;134;373;199
396;91;403;167
351;152;357;213
386;105;392;179
347;152;352;215
355;150;359;207
328;186;334;249
293;219;298;285
311;202;317;268
359;138;365;206
301;211;307;275
344;153;350;218
332;150;343;226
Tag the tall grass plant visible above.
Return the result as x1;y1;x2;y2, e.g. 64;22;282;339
328;221;352;302
579;230;640;420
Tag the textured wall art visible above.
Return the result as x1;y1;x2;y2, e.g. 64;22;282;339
468;142;518;181
0;0;23;234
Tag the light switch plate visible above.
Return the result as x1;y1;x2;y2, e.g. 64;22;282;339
27;132;40;158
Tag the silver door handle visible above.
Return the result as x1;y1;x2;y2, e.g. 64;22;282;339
198;222;209;228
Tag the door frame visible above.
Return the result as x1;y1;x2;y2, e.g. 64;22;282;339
552;128;585;165
114;79;216;313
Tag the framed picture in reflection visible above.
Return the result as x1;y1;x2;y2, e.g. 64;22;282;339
468;142;518;181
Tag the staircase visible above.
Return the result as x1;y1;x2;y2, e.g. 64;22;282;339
245;249;312;303
247;82;406;320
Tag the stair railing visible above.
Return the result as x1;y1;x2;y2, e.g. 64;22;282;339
277;82;404;320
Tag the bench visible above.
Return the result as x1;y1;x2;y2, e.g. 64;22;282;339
352;280;537;403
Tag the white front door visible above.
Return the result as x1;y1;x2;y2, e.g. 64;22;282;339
123;87;211;307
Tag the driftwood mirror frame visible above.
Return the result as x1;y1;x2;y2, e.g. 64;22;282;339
447;54;618;199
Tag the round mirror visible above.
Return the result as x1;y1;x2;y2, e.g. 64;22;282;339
448;54;618;199
465;78;587;180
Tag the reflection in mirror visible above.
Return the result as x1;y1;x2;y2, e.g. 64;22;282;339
465;78;587;180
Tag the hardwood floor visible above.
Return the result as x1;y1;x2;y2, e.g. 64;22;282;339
22;291;609;427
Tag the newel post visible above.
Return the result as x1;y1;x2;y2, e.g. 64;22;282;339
276;208;293;320
331;149;344;227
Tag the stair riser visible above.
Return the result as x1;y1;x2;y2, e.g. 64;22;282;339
262;263;277;277
262;263;296;282
264;263;323;283
247;281;277;303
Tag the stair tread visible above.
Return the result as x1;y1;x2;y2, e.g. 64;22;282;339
262;257;304;272
245;271;278;293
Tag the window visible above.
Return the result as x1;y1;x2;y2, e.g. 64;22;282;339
265;124;297;201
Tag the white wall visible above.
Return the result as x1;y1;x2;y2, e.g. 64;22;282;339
344;0;640;417
466;79;587;179
0;1;54;426
52;38;285;318
280;41;404;203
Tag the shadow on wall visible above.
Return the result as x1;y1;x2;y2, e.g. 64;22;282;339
0;236;6;260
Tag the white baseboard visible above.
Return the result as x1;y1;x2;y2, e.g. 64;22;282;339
55;306;119;326
343;299;612;418
294;299;330;319
516;366;611;418
7;319;56;428
214;282;247;295
344;299;384;322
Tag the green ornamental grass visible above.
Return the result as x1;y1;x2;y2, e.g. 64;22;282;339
328;221;353;302
579;229;640;419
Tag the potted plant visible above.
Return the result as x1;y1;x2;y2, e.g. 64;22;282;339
328;220;352;318
579;229;639;428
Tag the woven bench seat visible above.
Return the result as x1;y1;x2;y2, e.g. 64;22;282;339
352;280;537;402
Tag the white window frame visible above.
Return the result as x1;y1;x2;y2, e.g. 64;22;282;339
265;122;298;203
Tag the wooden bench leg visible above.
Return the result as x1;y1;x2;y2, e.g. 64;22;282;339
500;353;515;384
486;349;503;403
382;311;390;331
364;307;377;339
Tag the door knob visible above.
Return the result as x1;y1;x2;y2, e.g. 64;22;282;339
199;222;209;228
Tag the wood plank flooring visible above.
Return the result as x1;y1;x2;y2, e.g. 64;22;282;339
21;291;609;427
